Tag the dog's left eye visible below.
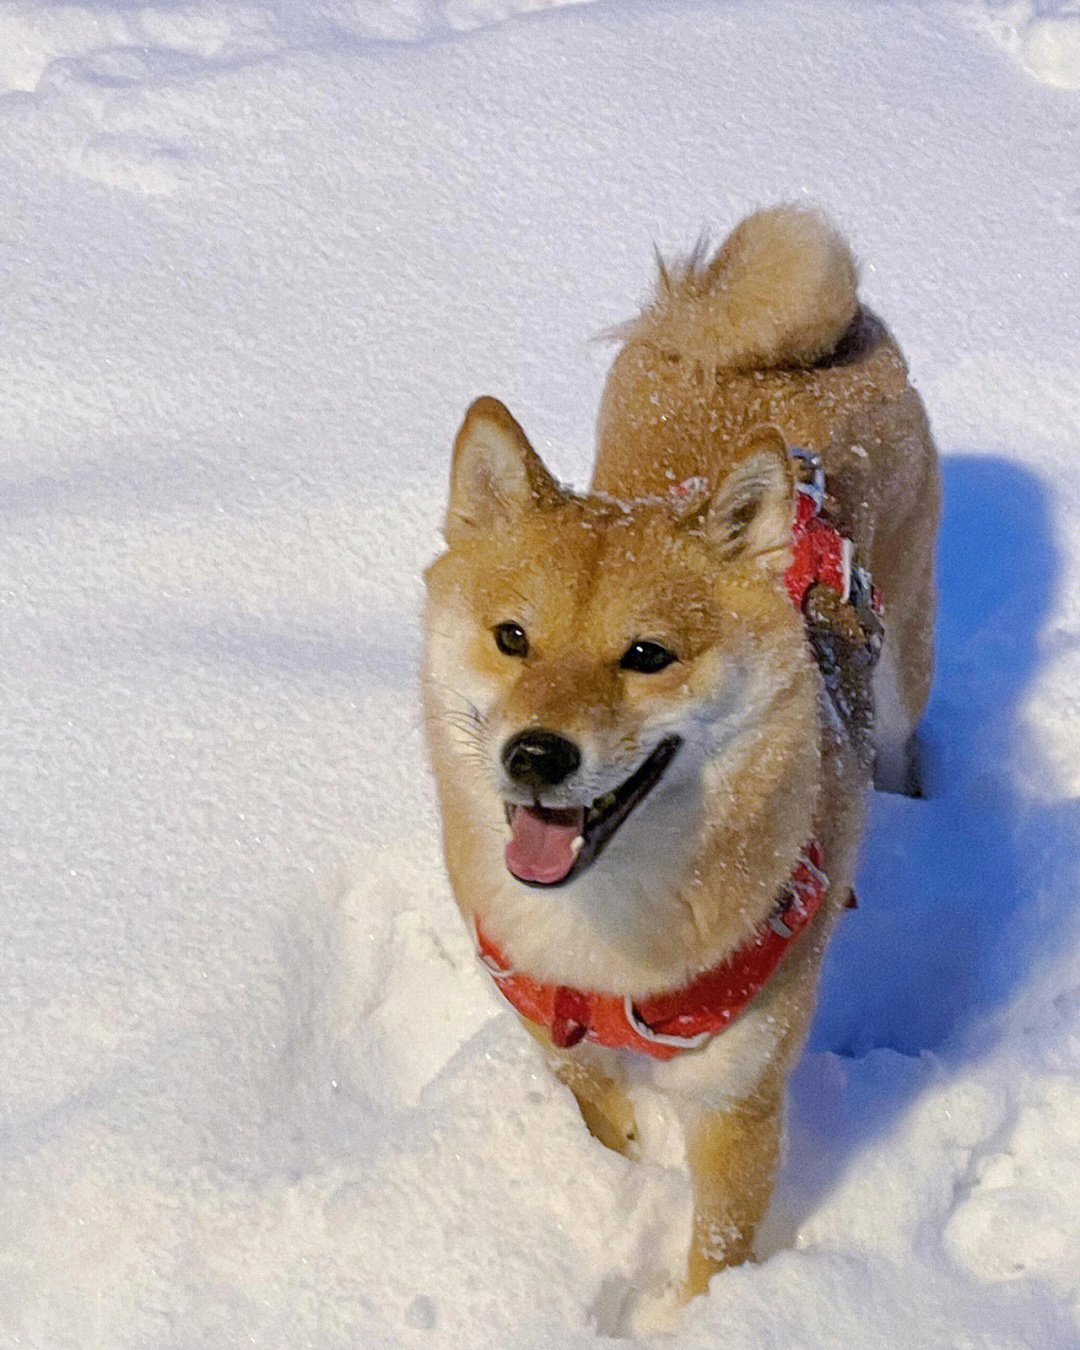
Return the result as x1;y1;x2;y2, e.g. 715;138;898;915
494;622;529;658
620;641;677;673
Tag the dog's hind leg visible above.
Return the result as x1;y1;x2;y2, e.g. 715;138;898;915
680;1082;783;1299
872;555;937;798
871;470;939;797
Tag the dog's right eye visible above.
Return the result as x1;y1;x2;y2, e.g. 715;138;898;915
494;622;529;658
621;640;677;673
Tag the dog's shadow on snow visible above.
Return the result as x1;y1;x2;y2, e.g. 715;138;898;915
765;453;1080;1246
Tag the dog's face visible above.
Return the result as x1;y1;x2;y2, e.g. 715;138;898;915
423;397;814;894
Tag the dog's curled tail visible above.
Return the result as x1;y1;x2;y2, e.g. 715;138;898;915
613;205;858;374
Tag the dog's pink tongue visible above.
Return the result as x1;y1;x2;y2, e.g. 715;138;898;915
506;806;585;884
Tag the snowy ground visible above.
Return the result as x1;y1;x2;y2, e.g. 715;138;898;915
2;0;1080;1345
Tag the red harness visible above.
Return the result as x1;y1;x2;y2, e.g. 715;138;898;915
475;845;826;1059
473;460;867;1059
786;481;854;609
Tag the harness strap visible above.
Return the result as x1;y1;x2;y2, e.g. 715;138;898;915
786;451;884;763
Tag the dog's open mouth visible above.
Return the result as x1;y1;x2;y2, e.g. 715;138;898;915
504;736;682;887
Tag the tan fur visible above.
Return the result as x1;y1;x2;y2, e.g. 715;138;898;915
609;205;859;374
423;206;940;1326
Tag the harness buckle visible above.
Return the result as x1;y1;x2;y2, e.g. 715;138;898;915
789;447;826;509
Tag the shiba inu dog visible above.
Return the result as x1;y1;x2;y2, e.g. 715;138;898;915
423;205;940;1325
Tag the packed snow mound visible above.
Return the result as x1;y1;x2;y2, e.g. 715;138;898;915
2;0;1080;1345
7;0;1080;102
0;0;599;93
973;0;1080;87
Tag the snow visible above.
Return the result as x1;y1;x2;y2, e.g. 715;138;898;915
1;0;1079;1344
974;0;1080;89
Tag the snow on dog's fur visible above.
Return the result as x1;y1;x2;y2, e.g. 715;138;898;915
423;205;940;1329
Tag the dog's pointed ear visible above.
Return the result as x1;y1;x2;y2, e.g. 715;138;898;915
686;425;794;570
445;397;563;542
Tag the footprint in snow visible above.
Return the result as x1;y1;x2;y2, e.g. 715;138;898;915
69;132;189;196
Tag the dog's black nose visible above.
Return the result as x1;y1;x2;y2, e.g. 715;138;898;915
501;729;581;790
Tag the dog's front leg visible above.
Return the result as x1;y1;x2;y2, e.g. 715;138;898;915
554;1057;639;1157
681;1081;783;1298
521;1019;639;1156
563;1067;639;1157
